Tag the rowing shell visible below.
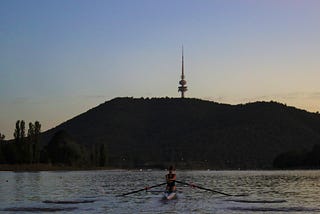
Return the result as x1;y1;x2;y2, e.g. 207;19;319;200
163;191;177;200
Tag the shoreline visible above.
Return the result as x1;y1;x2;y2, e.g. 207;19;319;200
0;164;117;172
1;164;319;172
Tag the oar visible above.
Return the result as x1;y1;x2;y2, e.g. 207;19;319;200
117;182;167;197
176;180;234;196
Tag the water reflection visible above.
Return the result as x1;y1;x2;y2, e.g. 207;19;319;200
15;172;41;202
0;170;319;213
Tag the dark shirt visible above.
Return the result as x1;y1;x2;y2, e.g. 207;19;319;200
166;173;176;189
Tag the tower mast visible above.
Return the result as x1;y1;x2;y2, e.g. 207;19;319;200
178;47;187;98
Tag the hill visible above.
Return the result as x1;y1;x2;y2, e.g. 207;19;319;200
41;97;320;169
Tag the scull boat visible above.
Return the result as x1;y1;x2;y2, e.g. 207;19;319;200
163;191;177;200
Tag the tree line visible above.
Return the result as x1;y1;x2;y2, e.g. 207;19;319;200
0;120;41;164
42;130;108;167
0;121;108;167
273;144;320;169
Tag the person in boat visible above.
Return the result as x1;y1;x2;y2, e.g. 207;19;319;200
165;165;176;192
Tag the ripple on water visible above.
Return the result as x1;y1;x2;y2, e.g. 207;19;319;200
226;199;287;203
3;207;77;212
228;206;320;212
43;199;96;204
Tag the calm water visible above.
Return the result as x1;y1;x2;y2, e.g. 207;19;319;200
0;170;320;213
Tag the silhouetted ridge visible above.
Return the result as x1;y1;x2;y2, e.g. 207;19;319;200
41;97;320;169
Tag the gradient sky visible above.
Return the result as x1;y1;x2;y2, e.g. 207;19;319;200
1;0;320;138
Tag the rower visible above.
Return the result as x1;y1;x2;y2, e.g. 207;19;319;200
165;165;176;192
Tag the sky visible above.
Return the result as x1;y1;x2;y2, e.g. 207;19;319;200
1;0;320;139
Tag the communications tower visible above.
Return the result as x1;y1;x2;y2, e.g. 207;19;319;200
178;48;187;98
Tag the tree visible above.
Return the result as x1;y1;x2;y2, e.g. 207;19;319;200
0;144;3;163
34;121;41;137
90;143;99;166
11;120;41;163
27;123;35;140
33;121;41;163
20;120;26;141
303;144;320;167
46;130;82;166
19;120;28;162
99;143;108;167
0;134;4;163
25;121;41;163
13;120;25;163
13;120;26;144
0;133;5;141
26;122;35;163
14;120;21;143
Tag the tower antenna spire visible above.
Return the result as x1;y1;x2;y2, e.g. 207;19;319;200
182;45;184;77
178;46;187;98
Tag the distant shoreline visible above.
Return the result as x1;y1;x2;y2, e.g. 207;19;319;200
1;164;320;172
0;164;117;172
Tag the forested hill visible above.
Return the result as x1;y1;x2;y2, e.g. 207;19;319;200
41;97;320;169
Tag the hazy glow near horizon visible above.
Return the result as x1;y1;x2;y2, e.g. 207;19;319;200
1;0;320;138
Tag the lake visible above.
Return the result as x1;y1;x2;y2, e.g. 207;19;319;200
0;170;319;213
